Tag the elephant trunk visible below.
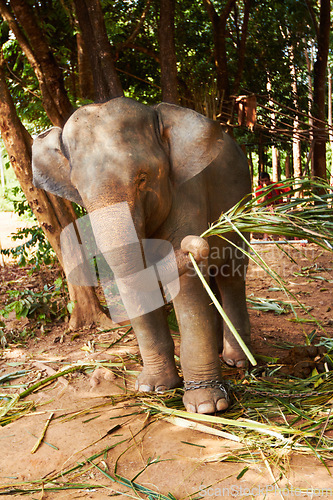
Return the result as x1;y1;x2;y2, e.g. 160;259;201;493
97;235;210;284
86;203;210;321
155;235;209;279
89;203;209;278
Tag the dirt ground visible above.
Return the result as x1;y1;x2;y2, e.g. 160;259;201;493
1;213;333;499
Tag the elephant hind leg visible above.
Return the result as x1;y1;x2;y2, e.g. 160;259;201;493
209;276;223;354
215;265;251;368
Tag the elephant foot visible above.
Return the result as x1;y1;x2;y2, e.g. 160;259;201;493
183;381;229;414
135;369;182;393
222;339;249;368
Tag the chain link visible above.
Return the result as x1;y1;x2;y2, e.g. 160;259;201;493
184;379;229;403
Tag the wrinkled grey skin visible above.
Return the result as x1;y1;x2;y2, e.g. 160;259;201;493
32;97;251;414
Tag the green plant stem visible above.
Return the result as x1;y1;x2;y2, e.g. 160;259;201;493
189;253;257;366
19;365;86;399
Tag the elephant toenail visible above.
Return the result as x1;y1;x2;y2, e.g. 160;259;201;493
216;398;229;411
225;358;235;366
197;402;215;414
186;403;197;413
235;360;246;368
138;384;153;392
156;385;168;393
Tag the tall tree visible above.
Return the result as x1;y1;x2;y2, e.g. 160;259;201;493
0;0;73;126
158;0;179;104
289;43;302;178
72;0;124;101
202;0;251;120
0;1;115;328
309;0;330;180
0;56;113;329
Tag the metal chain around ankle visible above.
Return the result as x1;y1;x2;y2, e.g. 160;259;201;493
184;379;229;403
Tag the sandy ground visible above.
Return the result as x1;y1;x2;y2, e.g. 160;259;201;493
0;212;34;266
0;213;333;498
0;212;27;249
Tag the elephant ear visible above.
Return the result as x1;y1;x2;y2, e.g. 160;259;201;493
156;103;224;186
32;127;84;206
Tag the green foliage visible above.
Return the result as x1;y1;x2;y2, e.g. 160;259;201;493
0;147;21;211
0;187;56;269
0;277;74;324
1;224;55;269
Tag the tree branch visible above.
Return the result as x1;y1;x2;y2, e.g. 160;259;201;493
233;0;251;94
119;0;152;49
202;0;219;24
119;43;160;63
305;0;319;39
0;0;37;73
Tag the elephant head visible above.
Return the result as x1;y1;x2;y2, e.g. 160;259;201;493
32;98;221;320
33;97;223;215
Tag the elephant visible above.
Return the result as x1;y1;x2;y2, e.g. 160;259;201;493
32;97;251;414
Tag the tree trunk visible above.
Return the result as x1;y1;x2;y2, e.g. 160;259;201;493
232;0;252;95
258;135;265;175
285;154;291;179
76;30;95;101
0;60;114;329
289;44;302;179
272;147;280;182
72;0;124;101
0;2;118;328
311;0;330;180
0;144;5;188
158;0;179;104
0;0;73;126
203;0;251;122
304;40;314;175
328;68;333;185
203;0;236;120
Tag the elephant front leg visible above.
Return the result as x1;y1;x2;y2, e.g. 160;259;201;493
174;273;229;414
132;307;182;392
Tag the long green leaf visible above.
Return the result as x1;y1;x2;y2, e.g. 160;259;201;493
189;253;257;366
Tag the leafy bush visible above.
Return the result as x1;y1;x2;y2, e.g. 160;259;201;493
0;187;55;269
0;277;74;324
0;187;86;270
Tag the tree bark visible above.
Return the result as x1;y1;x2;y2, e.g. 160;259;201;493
311;0;330;180
0;0;73;126
72;0;124;101
76;31;95;101
232;0;251;95
204;0;249;121
158;0;179;104
0;0;118;328
285;155;291;179
289;45;302;179
0;58;114;329
328;68;333;185
304;41;314;175
272;147;280;182
203;0;235;108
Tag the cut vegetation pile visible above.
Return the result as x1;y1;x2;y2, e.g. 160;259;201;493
1;176;333;497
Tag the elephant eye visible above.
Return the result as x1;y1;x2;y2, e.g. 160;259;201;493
137;173;148;189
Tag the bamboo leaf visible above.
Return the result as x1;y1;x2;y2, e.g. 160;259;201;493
189;253;257;366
